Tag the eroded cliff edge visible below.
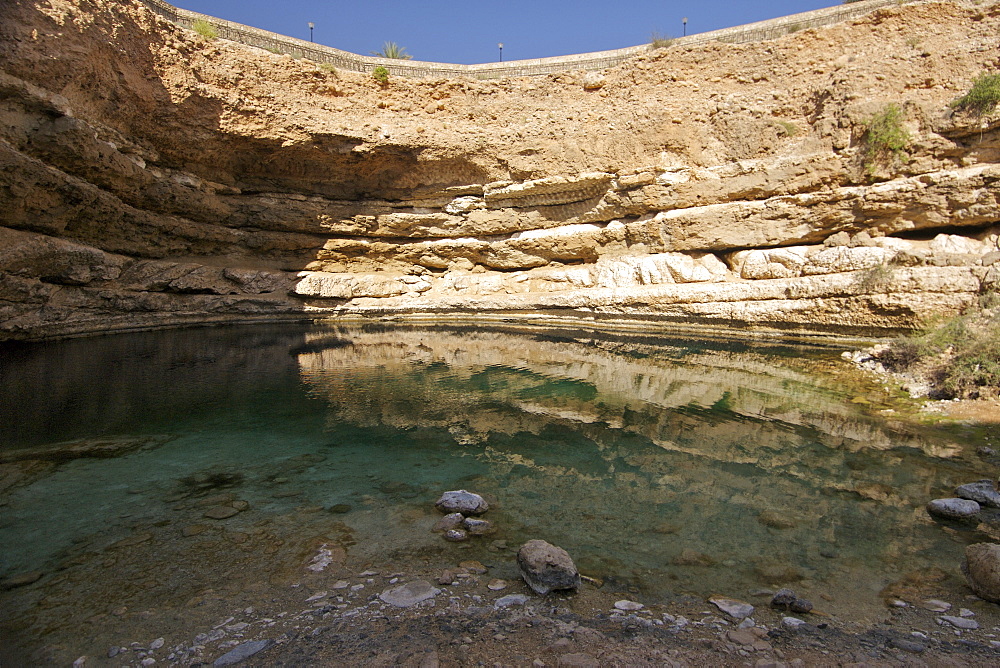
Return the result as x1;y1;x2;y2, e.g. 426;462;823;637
1;0;999;340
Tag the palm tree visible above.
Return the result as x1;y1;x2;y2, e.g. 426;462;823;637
371;41;412;60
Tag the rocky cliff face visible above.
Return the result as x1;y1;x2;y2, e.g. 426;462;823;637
1;0;999;340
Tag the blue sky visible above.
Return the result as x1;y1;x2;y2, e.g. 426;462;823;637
172;1;840;64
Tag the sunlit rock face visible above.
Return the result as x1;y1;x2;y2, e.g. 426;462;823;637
2;0;1000;339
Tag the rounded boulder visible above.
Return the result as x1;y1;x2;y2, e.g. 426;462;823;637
435;490;489;515
516;539;580;595
962;543;1000;602
927;498;980;520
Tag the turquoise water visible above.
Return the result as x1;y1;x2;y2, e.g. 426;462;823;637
0;322;992;648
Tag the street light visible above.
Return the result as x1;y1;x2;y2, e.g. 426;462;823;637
308;22;314;42
682;17;687;37
498;42;503;62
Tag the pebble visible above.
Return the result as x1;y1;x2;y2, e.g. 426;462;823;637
487;579;508;591
922;599;951;612
494;594;529;609
73;657;86;667
305;592;326;602
614;600;644;611
782;617;807;631
459;560;488;574
444;529;469;542
150;637;164;650
331;580;349;589
959;608;975;617
940;615;979;630
141;658;156;666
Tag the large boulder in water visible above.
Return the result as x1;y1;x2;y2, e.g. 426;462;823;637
516;539;580;595
962;543;1000;602
435;490;488;515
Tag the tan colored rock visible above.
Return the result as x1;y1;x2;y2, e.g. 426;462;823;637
962;543;1000;603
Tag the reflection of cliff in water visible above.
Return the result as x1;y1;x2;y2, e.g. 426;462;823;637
296;325;977;613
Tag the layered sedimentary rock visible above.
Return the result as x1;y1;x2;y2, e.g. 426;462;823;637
1;0;999;340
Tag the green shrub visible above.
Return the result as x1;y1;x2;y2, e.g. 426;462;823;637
319;63;339;76
861;103;910;174
192;19;218;40
951;72;1000;117
372;65;390;85
855;260;896;292
774;119;798;137
940;322;1000;398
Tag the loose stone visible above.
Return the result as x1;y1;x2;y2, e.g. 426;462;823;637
955;480;1000;508
494;594;529;609
771;588;797;608
432;513;465;533
458;560;488;574
463;517;495;535
940;615;979;630
926;498;980;520
487;579;508;591
378;580;441;608
150;638;164;650
789;598;813;614
709;596;754;620
212;640;272;666
443;528;469;542
516;540;581;595
614;600;644;611
435;490;489;515
781;617;807;631
921;599;951;612
962;543;1000;603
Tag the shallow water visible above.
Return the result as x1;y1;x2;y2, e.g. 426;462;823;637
0;322;993;659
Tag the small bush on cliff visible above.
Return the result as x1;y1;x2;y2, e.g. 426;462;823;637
861;103;910;175
952;72;1000;117
650;32;674;50
192;19;218;40
876;294;1000;399
372;66;390;85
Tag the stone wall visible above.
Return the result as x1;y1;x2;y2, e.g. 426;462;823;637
138;0;922;79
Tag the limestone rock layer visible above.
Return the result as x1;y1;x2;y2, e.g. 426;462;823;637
2;0;1000;340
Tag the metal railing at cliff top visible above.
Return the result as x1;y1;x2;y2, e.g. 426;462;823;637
138;0;927;79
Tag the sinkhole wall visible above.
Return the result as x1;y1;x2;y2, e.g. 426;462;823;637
0;0;999;341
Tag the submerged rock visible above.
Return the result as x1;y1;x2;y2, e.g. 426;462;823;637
516;539;580;595
435;490;489;515
443;528;469;542
962;543;1000;602
927;498;980;520
463;517;495;535
432;512;465;533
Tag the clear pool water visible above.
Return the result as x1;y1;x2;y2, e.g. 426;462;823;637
0;322;991;659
